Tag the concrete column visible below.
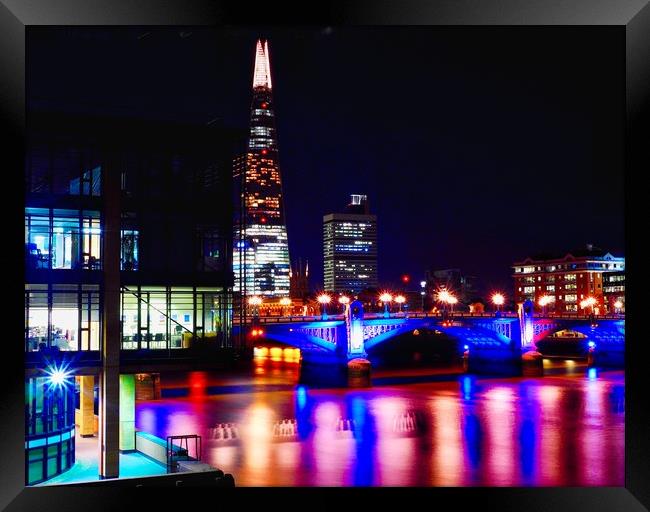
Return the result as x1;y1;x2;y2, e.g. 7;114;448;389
99;158;121;479
119;375;135;451
79;375;95;437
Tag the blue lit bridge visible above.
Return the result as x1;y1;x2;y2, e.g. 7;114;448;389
233;304;624;376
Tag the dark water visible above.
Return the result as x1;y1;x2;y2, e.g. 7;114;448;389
135;357;624;486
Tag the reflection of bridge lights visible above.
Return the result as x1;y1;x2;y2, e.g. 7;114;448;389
461;375;473;400
588;367;598;380
254;346;269;357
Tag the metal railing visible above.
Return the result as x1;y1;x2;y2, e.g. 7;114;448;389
232;310;624;325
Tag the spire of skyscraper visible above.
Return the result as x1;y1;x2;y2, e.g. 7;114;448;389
253;39;272;90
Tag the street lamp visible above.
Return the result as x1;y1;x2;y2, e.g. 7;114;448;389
614;299;623;314
491;293;505;314
538;295;554;315
248;296;262;318
395;294;406;313
580;296;597;317
379;292;393;318
317;293;331;320
338;295;350;313
420;281;426;311
437;289;451;306
448;295;458;313
279;297;291;317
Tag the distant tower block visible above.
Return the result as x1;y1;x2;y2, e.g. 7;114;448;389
323;194;378;293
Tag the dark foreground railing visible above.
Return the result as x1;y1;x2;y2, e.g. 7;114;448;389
68;470;235;487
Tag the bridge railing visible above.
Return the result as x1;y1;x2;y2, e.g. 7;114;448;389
231;311;624;325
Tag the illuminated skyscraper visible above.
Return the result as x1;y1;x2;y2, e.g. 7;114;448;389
234;40;290;297
323;194;378;294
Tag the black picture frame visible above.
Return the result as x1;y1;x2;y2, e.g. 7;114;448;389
1;0;648;510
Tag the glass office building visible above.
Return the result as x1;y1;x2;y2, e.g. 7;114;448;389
233;40;291;298
24;111;236;484
323;195;379;294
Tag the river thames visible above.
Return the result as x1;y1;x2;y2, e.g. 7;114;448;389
135;354;624;487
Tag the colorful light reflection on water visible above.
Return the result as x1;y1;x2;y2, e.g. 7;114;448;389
135;358;624;487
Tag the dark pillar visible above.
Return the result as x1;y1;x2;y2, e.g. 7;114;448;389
99;158;120;479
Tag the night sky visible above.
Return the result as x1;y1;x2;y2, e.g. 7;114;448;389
27;27;625;293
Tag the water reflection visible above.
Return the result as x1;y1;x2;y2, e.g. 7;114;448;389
134;357;624;487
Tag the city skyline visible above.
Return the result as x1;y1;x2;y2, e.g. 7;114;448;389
18;23;629;492
27;27;625;291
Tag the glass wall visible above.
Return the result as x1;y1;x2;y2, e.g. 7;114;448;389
120;229;139;270
25;208;102;270
25;284;101;352
25;376;76;485
26;143;101;197
196;226;226;272
121;286;232;350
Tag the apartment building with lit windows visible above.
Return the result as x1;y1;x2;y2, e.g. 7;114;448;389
323;194;378;294
512;245;625;313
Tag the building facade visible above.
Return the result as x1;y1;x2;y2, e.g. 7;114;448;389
24;111;235;485
512;245;625;313
290;259;310;301
424;268;480;307
603;270;625;312
323;194;378;294
233;40;291;299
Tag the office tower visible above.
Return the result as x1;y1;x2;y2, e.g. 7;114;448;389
233;40;291;298
323;194;378;294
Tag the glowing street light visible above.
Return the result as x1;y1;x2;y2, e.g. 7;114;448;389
279;297;291;316
338;295;350;305
580;296;597;316
248;296;262;318
317;293;331;320
448;295;458;313
420;281;427;311
538;295;555;315
437;289;450;304
395;294;406;313
379;292;393;318
491;293;505;314
44;362;72;391
614;299;623;313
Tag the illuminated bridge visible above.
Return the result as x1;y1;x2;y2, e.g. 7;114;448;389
233;302;625;374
